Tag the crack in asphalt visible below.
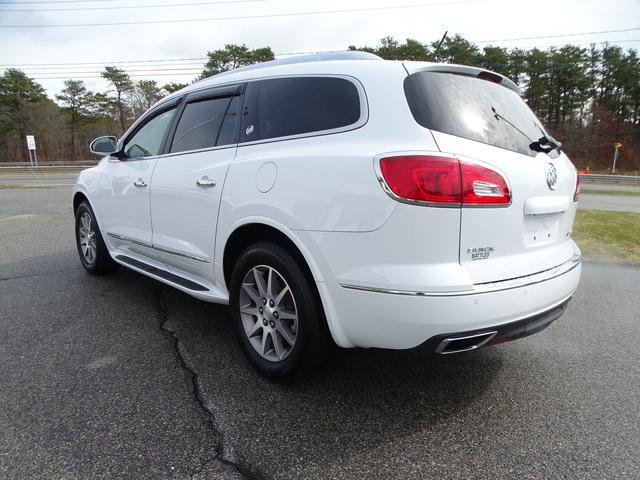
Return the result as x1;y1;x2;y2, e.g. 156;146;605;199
0;267;83;282
152;287;264;480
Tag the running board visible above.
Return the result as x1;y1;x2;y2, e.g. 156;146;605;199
115;255;209;292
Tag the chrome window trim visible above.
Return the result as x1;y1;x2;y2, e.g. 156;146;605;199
340;254;581;297
237;74;369;148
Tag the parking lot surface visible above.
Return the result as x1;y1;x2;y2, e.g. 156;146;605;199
1;186;639;479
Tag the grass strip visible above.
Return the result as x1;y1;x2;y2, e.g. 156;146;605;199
573;210;640;263
581;188;640;197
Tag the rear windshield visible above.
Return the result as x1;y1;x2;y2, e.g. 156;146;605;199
404;71;547;157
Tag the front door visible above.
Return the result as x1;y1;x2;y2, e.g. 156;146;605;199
97;106;177;260
150;87;242;286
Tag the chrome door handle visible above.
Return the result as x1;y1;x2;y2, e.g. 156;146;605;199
134;178;147;188
196;176;216;188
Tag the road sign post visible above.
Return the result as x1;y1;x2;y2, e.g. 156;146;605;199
26;135;38;167
612;142;622;174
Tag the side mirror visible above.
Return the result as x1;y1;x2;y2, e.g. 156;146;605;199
90;136;119;156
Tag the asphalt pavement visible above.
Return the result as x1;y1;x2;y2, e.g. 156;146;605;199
1;185;639;479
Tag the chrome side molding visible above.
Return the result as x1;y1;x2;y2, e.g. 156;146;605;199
107;232;211;263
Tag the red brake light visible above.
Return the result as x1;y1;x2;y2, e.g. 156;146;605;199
377;155;510;206
460;162;510;205
573;173;580;202
378;155;461;204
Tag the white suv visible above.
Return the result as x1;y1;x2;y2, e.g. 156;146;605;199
74;52;582;380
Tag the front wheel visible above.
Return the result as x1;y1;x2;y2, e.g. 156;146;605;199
229;242;333;381
75;201;118;275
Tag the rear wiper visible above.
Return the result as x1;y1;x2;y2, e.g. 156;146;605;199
491;106;560;155
530;126;562;154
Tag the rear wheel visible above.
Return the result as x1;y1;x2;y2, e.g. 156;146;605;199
75;201;118;275
230;242;333;381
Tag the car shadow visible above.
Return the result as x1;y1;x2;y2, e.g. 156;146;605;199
157;278;505;477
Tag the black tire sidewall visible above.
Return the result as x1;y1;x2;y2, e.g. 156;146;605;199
75;201;116;275
229;242;327;380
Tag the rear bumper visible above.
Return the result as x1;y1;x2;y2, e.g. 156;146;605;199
321;256;581;349
413;297;571;354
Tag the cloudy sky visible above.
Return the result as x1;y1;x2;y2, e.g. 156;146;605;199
1;0;639;97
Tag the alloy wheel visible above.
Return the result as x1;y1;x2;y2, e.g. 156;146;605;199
78;211;97;265
239;265;299;362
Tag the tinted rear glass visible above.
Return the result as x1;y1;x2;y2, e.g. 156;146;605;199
240;77;361;142
170;96;231;153
404;71;547;157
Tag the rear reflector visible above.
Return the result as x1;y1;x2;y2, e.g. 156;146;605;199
377;155;510;206
573;172;580;202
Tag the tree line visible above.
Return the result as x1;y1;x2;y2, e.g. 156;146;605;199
0;36;638;171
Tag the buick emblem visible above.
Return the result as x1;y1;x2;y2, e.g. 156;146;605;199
545;162;558;190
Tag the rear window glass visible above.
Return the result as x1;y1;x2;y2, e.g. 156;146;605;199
170;96;231;153
240;77;361;142
404;71;547;157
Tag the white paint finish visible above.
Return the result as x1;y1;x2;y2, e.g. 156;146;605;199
149;146;236;283
91;158;158;248
322;263;581;349
256;162;277;193
74;56;583;351
524;195;571;215
433;131;580;284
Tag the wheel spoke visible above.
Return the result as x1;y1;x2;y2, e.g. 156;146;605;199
253;268;267;298
261;329;269;356
274;285;290;307
272;330;284;360
278;310;297;321
246;319;262;338
276;323;296;347
266;267;274;298
242;283;261;306
240;304;259;317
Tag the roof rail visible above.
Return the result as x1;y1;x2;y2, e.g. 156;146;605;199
204;51;383;80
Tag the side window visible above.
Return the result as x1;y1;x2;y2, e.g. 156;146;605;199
217;96;241;146
170;96;231;153
124;108;175;158
240;77;361;142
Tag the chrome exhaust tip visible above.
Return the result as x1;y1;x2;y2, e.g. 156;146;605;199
435;331;498;354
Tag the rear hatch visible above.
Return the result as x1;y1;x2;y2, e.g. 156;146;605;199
403;65;578;284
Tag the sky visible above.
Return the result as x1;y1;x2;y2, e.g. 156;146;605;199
1;0;639;97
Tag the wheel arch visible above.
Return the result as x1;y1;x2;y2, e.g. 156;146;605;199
222;222;322;291
220;220;352;348
72;191;90;212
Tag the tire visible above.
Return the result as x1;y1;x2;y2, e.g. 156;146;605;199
229;241;333;382
75;201;118;275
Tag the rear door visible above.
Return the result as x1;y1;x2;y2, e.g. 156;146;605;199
149;84;242;286
404;67;578;284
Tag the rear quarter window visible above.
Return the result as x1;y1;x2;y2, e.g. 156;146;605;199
240;76;361;142
404;71;548;157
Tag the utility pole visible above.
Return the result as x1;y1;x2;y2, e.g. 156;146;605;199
612;142;622;173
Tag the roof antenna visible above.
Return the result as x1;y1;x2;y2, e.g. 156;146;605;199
432;30;448;62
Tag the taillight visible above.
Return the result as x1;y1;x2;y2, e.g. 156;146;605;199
378;155;461;204
377;155;510;206
573;172;580;202
460;162;510;205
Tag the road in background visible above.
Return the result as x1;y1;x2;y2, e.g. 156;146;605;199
1;185;639;479
0;174;78;187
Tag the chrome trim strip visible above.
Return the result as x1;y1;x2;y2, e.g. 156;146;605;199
107;232;152;248
340;255;581;297
152;245;211;263
107;232;211;263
